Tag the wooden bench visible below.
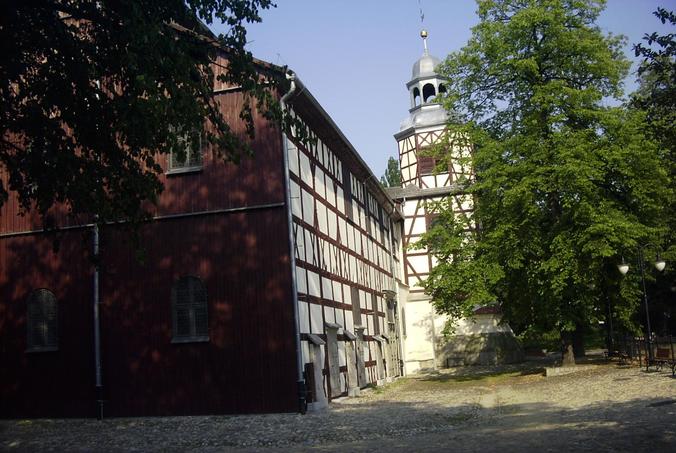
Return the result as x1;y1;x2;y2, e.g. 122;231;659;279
605;349;631;365
651;346;676;376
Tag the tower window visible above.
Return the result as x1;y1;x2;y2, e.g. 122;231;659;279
413;87;421;106
423;83;436;103
26;289;58;352
171;276;209;343
439;84;447;94
418;156;436;175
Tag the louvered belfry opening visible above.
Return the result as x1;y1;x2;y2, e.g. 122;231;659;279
171;276;209;342
27;289;58;351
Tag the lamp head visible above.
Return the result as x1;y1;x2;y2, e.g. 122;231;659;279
617;263;629;275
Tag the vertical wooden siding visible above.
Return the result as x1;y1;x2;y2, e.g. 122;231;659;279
0;83;298;416
0;232;96;417
101;211;297;415
0;88;285;233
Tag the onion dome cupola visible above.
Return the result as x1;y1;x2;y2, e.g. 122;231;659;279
399;30;450;133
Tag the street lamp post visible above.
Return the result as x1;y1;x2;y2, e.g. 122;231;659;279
617;245;666;365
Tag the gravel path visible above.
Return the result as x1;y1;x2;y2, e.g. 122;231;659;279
1;359;674;452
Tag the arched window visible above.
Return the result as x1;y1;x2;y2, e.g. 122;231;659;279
423;83;436;103
27;289;58;351
171;276;209;342
413;87;421;106
438;84;447;94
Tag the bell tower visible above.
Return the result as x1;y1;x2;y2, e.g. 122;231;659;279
388;31;523;374
395;30;457;189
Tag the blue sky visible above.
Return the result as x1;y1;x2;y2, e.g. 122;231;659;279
211;0;675;177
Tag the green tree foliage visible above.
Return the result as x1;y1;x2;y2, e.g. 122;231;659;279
0;0;278;228
420;0;672;362
380;156;402;187
633;8;675;155
631;8;676;333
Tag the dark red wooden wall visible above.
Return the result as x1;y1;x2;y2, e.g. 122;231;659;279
0;87;299;416
0;232;95;417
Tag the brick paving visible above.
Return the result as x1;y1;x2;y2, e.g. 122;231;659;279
1;358;674;452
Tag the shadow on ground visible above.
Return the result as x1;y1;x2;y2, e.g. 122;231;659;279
1;364;674;452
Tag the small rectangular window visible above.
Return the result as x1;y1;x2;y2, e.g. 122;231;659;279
172;276;209;343
418;156;436;176
26;289;58;352
168;131;203;173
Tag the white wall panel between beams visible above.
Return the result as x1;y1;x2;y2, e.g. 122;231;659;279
299;300;309;334
315;167;326;200
338;218;347;246
299;150;312;184
303;228;313;264
345;310;354;333
332;281;343;303
327;209;337;240
296;265;307;294
288;138;299;176
291;180;302;218
410;216;426;235
335;307;345;329
336;187;345;215
310;302;323;334
338;341;347;367
321;276;333;301
324;305;336;324
301;189;314;225
326;179;336;207
408;254;430;274
301;340;309;365
317;201;328;235
308;270;321;298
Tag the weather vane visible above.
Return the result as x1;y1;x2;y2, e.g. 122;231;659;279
418;0;428;54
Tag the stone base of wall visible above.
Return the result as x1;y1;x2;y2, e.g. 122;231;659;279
438;332;525;367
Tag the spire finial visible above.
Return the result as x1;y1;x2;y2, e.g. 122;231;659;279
420;29;429;55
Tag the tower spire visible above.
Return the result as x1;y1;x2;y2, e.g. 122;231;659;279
420;29;429;56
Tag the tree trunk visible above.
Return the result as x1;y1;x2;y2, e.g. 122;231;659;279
572;325;586;358
561;331;576;366
605;298;614;353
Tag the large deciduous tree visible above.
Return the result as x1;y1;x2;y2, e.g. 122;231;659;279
631;8;676;334
420;0;672;364
0;0;278;228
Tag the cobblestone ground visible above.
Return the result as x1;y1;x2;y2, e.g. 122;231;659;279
1;357;674;452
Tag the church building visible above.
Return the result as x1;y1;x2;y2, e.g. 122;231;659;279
0;28;519;419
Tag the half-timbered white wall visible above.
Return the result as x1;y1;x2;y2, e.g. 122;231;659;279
286;109;402;405
396;126;477;374
398;128;472;189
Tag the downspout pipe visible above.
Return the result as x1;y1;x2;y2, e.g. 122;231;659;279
280;69;307;413
93;221;103;420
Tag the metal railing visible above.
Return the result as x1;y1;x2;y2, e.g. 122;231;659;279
607;334;675;375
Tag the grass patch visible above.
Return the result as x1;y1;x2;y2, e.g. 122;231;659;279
420;368;542;384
